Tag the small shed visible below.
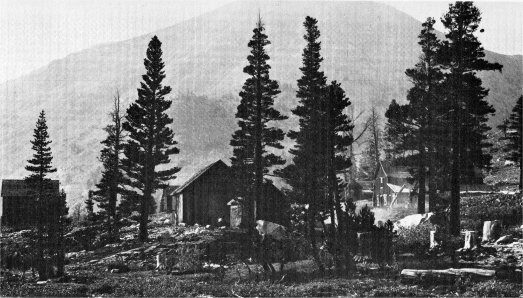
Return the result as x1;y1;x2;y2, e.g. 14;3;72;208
1;179;60;228
161;160;288;226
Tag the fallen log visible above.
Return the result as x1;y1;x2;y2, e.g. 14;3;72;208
401;268;496;279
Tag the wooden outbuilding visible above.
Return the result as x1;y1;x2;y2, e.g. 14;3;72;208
1;179;59;228
161;160;287;226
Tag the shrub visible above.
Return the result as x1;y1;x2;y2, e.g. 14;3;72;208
394;223;435;257
463;280;523;297
174;245;204;272
461;194;522;230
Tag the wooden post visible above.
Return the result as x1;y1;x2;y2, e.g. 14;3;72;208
462;231;477;250
482;220;501;243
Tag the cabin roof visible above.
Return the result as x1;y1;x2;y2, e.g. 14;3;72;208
172;160;229;195
1;179;59;197
375;161;411;180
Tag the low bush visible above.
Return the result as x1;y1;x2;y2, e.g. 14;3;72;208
461;194;522;230
394;223;436;257
174;245;205;272
463;280;523;297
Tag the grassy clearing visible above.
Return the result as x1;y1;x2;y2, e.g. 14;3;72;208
2;260;522;297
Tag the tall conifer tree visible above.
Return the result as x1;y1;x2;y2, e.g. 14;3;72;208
25;110;58;280
122;36;180;241
500;96;522;191
385;18;445;213
93;92;126;236
230;17;287;227
282;16;328;272
439;2;502;235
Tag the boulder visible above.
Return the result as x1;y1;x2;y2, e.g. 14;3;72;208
393;212;444;232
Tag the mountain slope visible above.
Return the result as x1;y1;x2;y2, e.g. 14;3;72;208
1;1;521;209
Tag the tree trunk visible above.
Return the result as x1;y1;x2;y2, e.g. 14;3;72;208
428;145;437;212
417;144;426;214
519;160;522;192
449;100;461;236
139;187;150;242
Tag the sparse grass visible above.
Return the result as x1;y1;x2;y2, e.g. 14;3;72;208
3;260;522;297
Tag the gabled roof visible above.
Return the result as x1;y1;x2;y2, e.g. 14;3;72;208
1;179;59;197
375;161;411;180
172;160;229;195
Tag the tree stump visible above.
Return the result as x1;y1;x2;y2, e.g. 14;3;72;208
430;226;443;249
462;231;477;250
482;220;501;243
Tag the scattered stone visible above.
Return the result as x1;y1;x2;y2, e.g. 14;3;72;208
164;219;171;225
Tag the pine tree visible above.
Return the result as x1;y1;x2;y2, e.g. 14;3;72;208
85;190;96;224
49;189;69;276
385;18;446;213
439;2;502;235
282;16;328;272
323;81;354;271
230;17;287;227
25;110;58;280
93;91;126;236
500;96;522;191
122;36;180;242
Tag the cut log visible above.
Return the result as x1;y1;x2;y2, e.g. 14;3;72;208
482;220;501;242
401;268;496;280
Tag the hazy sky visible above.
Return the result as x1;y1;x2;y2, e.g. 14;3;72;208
1;0;521;83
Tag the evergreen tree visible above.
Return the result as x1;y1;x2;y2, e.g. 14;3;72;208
93;91;126;236
282;16;328;272
25;110;58;280
385;18;446;213
118;193;143;217
500;96;522;191
230;17;287;227
122;36;180;241
439;2;502;235
48;189;69;276
323;81;354;271
85;190;96;224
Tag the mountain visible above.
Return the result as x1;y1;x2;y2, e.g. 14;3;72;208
1;1;521;210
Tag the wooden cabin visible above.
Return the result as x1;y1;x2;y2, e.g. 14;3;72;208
1;179;59;228
373;161;411;207
162;160;287;226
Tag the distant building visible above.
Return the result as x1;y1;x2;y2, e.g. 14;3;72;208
1;179;60;228
373;161;412;207
161;160;287;226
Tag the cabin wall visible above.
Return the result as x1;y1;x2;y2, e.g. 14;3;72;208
180;164;232;225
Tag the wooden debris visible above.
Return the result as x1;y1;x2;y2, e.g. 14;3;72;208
401;268;496;280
